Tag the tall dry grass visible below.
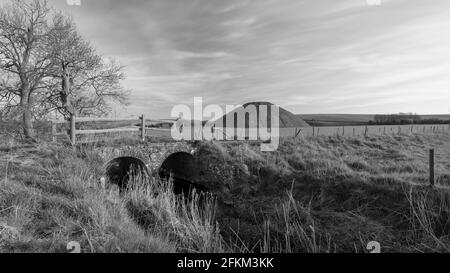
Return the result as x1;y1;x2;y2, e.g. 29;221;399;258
261;192;333;253
0;143;173;253
406;188;450;252
1;132;450;252
124;173;226;253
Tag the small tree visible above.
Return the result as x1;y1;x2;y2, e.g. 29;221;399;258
0;0;58;138
1;0;129;138
41;14;128;119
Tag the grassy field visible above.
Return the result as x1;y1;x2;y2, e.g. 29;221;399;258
298;114;450;126
0;132;449;253
298;114;375;126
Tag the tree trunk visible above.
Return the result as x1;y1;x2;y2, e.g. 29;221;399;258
20;85;35;139
61;68;75;119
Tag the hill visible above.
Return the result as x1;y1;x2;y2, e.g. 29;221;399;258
215;102;310;128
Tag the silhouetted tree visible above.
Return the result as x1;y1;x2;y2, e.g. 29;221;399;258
1;0;129;138
0;0;56;138
41;14;128;119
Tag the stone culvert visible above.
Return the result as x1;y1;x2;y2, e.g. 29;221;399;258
99;141;250;203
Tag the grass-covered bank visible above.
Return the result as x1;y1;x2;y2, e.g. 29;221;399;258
1;133;449;252
212;133;450;252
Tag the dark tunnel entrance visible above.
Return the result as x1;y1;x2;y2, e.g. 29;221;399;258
158;152;210;197
105;157;149;191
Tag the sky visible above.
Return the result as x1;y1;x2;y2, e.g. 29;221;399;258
14;0;450;117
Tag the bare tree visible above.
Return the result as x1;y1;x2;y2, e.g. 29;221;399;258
1;0;129;140
41;14;129;120
0;0;57;139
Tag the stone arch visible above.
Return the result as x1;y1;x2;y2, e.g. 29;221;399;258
104;156;150;191
148;144;194;173
96;142;203;195
96;142;194;170
158;151;210;197
159;152;196;182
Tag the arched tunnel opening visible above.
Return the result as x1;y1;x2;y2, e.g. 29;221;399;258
104;152;211;199
158;152;211;198
105;156;149;191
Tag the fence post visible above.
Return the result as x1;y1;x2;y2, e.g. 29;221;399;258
429;148;435;188
294;128;302;138
140;114;145;141
353;128;355;137
342;126;345;136
51;122;57;143
312;127;315;137
70;114;76;145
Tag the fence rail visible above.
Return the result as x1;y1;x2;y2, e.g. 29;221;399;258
50;115;450;145
77;128;141;135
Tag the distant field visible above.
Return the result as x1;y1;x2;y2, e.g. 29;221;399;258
298;114;374;126
424;114;450;120
298;114;450;126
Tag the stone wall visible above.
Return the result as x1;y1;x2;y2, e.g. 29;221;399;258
95;141;194;174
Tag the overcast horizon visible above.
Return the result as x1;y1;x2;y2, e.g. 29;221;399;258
10;0;450;118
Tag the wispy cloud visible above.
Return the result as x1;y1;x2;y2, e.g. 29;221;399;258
47;0;450;117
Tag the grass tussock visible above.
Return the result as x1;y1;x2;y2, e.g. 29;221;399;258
0;143;174;253
124;174;225;253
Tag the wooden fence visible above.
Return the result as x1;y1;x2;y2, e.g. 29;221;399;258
212;124;450;140
280;124;450;138
51;115;175;145
50;115;450;145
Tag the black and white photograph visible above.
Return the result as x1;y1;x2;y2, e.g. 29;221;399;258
1;0;450;261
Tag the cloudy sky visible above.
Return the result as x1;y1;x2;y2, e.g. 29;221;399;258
48;0;450;117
